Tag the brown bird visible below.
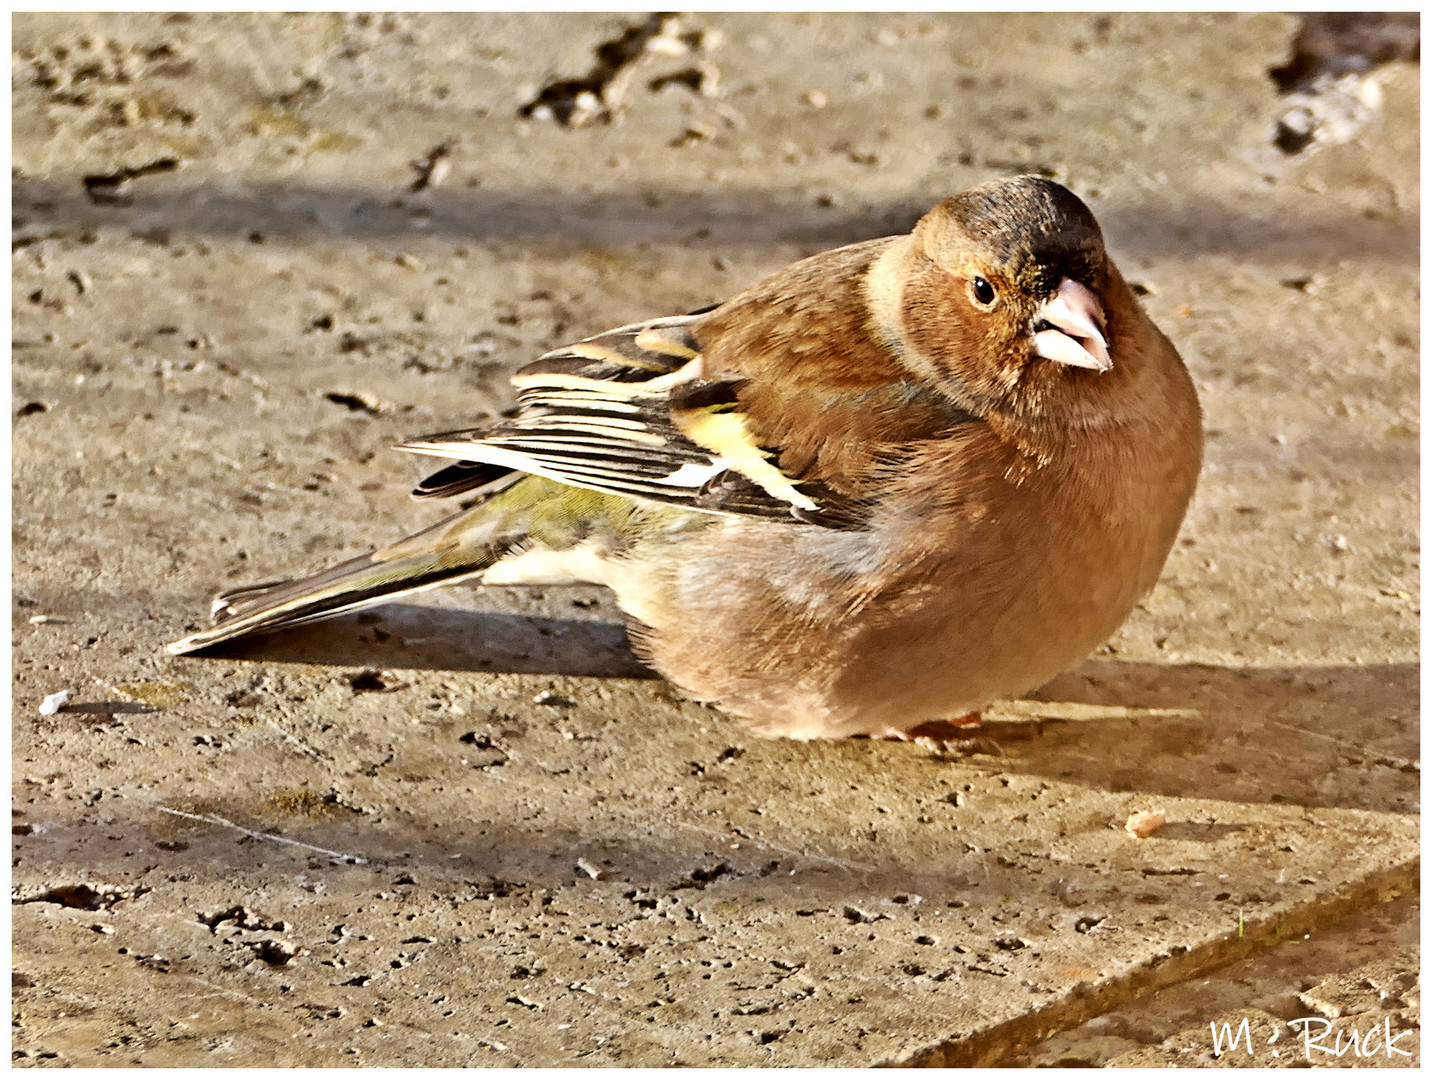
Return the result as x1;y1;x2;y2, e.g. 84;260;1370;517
169;175;1203;742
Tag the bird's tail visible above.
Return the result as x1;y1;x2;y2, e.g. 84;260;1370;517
166;504;519;655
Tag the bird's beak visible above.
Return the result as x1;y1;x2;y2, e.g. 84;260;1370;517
1033;278;1111;373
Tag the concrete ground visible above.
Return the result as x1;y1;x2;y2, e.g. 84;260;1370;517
12;13;1418;1067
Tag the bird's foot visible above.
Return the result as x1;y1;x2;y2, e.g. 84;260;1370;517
882;712;1008;756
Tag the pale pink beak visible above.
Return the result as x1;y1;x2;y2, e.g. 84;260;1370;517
1033;278;1111;373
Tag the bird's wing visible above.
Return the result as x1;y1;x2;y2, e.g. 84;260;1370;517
399;313;863;527
400;240;981;529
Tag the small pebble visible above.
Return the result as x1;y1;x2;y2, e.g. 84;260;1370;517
646;34;688;58
575;858;604;880
38;690;70;716
424;158;450;189
1124;808;1166;839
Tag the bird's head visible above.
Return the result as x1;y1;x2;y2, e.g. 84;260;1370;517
869;175;1124;419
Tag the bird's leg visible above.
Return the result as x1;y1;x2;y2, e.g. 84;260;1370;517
881;712;1008;756
908;711;985;737
885;712;1060;756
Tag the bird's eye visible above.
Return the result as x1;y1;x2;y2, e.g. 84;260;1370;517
970;276;997;307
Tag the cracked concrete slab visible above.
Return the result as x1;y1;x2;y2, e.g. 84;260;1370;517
12;12;1418;1067
1017;895;1420;1067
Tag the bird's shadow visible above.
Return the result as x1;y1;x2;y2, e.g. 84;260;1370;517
187;600;1418;812
191;600;658;679
990;658;1418;812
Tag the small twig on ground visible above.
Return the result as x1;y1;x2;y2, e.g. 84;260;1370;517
156;805;368;864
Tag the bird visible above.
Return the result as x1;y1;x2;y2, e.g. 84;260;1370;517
168;175;1203;743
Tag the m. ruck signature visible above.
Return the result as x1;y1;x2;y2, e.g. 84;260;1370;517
1211;1016;1414;1061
